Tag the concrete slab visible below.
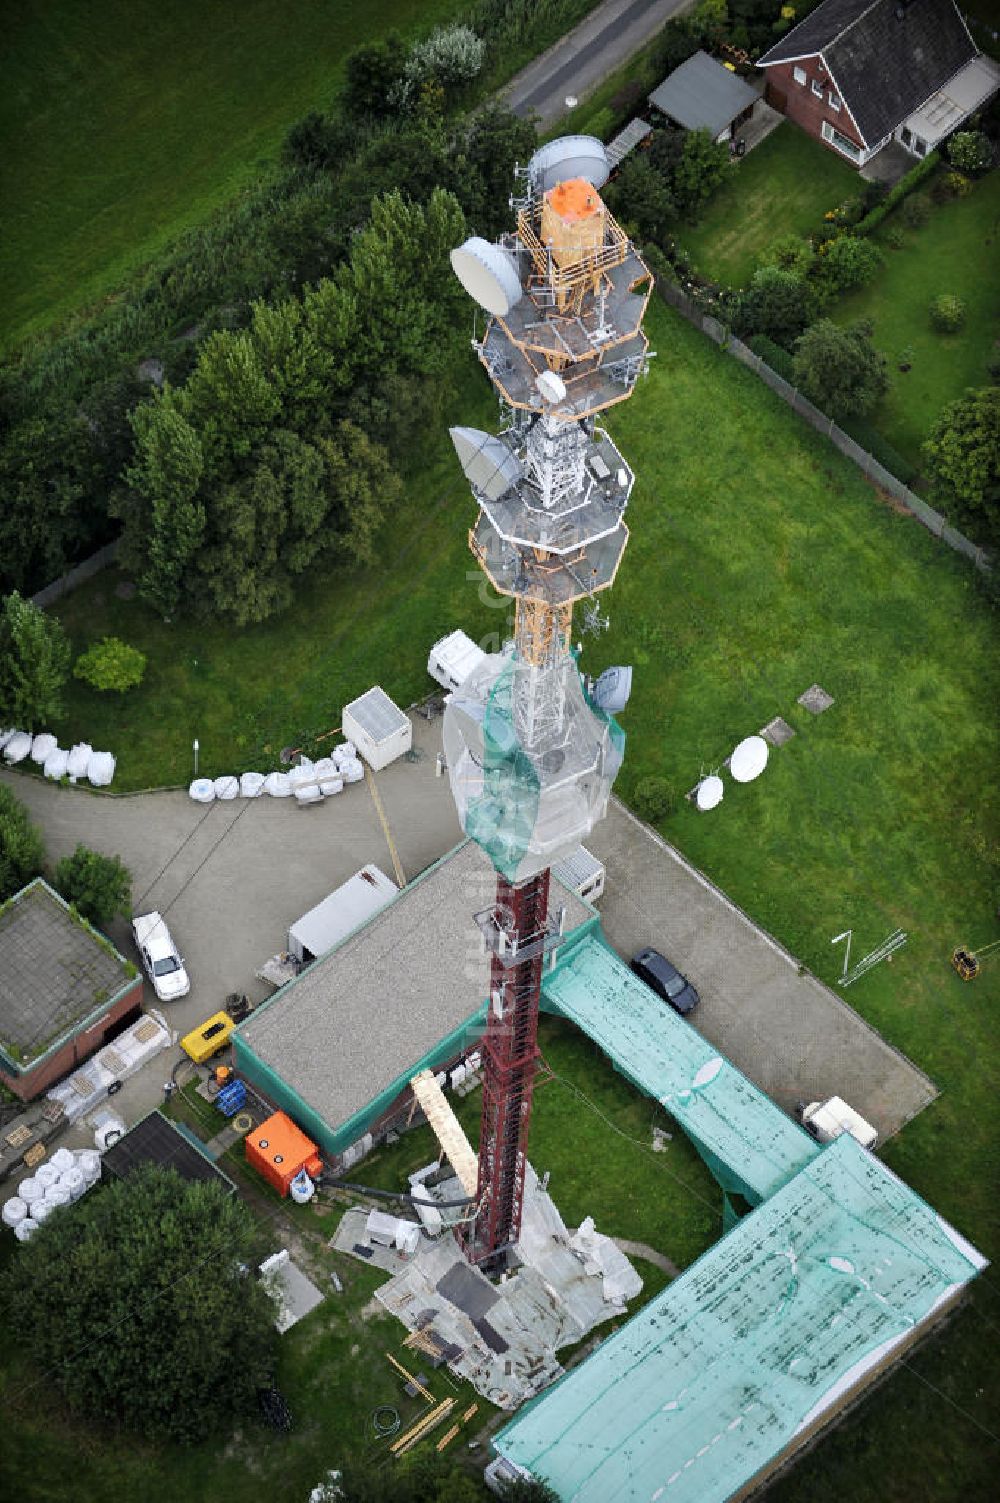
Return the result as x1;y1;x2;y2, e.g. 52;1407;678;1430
760;716;795;748
585;799;937;1140
797;683;835;714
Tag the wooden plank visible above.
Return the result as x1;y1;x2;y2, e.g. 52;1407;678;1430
409;1070;479;1196
385;1351;433;1403
436;1423;460;1451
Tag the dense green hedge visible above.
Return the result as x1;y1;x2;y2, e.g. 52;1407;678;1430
855;151;940;236
746;333;795;380
843;417;918;485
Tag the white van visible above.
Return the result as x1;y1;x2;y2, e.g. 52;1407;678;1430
797;1096;878;1150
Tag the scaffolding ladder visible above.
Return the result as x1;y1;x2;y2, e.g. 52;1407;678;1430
409;1070;479;1197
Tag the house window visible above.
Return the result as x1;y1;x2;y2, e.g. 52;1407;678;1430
829;91;841;111
821;119;861;161
912;136;927;156
811;79;824;97
793;66;807;86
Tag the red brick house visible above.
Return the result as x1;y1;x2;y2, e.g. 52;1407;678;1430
759;0;1000;167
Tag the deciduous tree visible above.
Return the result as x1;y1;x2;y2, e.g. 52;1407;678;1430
3;1165;276;1441
792;319;888;419
922;386;1000;544
54;844;132;926
0;592;72;730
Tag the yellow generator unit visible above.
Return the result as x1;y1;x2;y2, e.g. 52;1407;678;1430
180;1011;235;1064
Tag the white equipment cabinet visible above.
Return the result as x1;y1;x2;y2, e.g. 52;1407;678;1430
427;630;487;693
341;686;412;771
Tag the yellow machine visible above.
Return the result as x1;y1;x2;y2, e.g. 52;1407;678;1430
180;1010;235;1064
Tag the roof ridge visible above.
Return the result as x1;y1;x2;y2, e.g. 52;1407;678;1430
830;0;898;52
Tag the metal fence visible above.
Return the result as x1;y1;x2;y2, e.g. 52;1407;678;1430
30;539;120;608
657;282;992;572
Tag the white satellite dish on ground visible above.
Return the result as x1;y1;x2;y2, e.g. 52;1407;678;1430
536;369;567;404
730;735;769;784
695;775;724;811
450;238;522;316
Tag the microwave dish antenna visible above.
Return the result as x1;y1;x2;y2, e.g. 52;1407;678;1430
450;238;523;316
525;135;610;194
536;369;568;405
695;775;724;811
730;735;769;784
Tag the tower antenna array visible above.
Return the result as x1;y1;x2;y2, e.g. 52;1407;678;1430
444;136;654;1271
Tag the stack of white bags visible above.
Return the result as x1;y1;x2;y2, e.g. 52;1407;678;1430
189;742;364;804
0;729;115;787
2;1147;103;1243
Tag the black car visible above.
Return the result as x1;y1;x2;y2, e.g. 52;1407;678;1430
630;948;700;1015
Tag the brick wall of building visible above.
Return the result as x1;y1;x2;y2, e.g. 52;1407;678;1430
0;978;143;1102
764;57;867;159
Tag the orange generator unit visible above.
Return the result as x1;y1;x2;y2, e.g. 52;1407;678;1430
245;1110;322;1197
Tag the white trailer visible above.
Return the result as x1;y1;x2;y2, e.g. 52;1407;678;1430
427;630;486;693
287;865;397;964
341;686;412;771
797;1096;878;1150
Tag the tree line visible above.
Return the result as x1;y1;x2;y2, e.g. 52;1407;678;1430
0;9;541;608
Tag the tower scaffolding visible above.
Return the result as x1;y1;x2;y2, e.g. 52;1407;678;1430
444;134;653;1270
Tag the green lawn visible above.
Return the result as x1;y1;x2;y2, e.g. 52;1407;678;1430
835;168;1000;473
0;0;468;351
677;121;857;287
18;295;1000;1501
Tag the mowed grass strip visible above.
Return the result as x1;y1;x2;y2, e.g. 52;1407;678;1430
835;168;1000;471
677;121;857;287
0;0;467;350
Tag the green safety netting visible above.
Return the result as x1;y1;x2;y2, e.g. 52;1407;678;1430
444;651;625;884
541;936;818;1203
495;1131;986;1503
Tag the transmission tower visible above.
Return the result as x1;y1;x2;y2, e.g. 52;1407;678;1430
444;137;653;1271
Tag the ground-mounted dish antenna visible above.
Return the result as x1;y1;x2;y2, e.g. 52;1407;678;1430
535;369;568;405
695;774;724;811
730;735;769;784
450;237;522;316
525;135;611;194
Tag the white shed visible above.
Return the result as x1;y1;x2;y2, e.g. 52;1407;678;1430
427;630;486;693
341;686;412;771
551;843;605;904
287;865;397;964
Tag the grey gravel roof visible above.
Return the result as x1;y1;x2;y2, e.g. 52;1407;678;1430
648;51;758;136
0;879;133;1065
760;0;978;147
238;840;591;1134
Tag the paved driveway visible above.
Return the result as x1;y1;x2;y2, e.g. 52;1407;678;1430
2;715;463;1131
587;800;937;1141
3;726;935;1148
502;0;692;127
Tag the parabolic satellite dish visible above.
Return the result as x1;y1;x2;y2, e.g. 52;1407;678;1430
450;238;522;317
535;369;568;405
730;735;769;784
695;775;724;811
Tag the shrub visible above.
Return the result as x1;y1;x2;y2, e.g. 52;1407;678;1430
747;334;795;381
929;294;966;333
883;225;906;250
845;419;918;485
397;24;485;105
793;319;889;420
733;266;815;347
899;192;931;229
854;150;938;235
54;845;132;926
757;232;813;278
987;342;1000;382
74;637;147;693
814;234;882;294
947;130;992;174
634;776;678;822
934;170;972;201
0;785;45;902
